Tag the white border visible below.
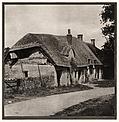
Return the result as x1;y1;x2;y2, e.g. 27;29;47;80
0;0;118;121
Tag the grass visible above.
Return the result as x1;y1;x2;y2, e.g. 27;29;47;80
93;79;115;87
51;94;115;117
4;84;92;105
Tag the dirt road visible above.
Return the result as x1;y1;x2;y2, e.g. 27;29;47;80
4;87;115;117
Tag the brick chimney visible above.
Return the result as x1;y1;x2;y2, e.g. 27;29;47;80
91;39;95;46
77;34;83;41
67;29;72;45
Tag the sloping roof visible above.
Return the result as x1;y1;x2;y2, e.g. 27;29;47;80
85;42;103;62
9;33;102;67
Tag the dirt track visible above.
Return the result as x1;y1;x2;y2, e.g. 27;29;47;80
4;87;114;117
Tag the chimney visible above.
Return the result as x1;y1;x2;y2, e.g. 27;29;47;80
91;39;95;46
67;29;72;45
77;34;83;41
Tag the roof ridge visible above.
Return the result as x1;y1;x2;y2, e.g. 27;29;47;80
82;42;102;65
85;42;101;50
9;33;103;67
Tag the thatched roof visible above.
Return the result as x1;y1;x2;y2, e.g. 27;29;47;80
9;33;102;67
85;42;103;62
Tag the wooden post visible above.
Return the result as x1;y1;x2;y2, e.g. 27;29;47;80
99;68;102;79
37;63;42;86
20;59;25;79
20;59;26;91
76;71;78;82
87;66;90;76
69;66;73;85
93;65;96;78
54;67;58;87
20;59;24;72
84;69;86;83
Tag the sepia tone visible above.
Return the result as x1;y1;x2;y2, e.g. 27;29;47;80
3;3;116;119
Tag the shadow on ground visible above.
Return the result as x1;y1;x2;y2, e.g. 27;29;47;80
93;80;115;87
50;94;116;118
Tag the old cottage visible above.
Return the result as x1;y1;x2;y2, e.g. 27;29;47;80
6;29;103;87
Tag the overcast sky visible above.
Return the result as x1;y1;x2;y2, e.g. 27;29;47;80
5;4;106;49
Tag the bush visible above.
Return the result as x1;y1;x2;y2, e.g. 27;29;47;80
4;74;55;97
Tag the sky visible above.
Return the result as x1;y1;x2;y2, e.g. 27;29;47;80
5;4;106;49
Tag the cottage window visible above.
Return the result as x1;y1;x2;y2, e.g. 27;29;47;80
88;59;91;64
94;60;97;64
23;71;28;78
68;49;75;59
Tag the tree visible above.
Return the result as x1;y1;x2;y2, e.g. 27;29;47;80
100;3;116;79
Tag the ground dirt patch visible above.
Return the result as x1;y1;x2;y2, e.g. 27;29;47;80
4;84;92;105
51;94;115;117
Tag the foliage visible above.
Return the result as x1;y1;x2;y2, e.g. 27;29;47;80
100;4;116;79
100;4;116;50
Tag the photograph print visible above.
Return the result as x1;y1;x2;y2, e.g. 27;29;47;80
3;2;117;119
